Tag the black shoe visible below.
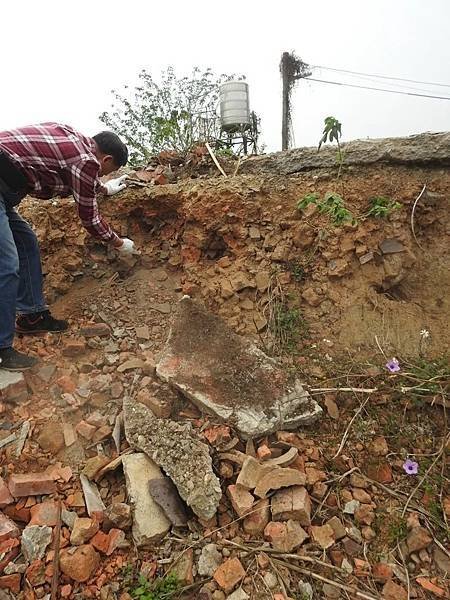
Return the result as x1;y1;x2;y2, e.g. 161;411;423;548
16;310;69;335
0;347;38;371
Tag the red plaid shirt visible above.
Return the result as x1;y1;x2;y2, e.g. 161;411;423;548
0;122;119;242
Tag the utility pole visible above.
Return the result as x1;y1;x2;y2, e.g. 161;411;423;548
281;52;290;151
280;52;311;151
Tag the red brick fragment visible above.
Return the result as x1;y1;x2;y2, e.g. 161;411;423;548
8;473;56;497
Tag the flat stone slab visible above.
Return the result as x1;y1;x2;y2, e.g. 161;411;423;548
156;297;322;438
0;370;28;403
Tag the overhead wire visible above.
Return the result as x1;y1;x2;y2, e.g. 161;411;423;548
309;64;450;89
304;77;450;100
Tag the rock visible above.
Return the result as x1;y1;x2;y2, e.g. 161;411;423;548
70;517;99;545
0;514;20;543
368;436;389;456
37;422;65;454
80;323;111;337
62;340;86;356
213;557;246;594
76;420;97;440
124;398;221;520
136;389;172;418
327;516;346;541
311;524;335;549
433;545;450;575
349;473;368;488
148;477;188;526
169;548;194;586
354;505;375;526
352;488;372;503
255;271;270;293
8;473;56;497
156;297;321;439
264;520;308;552
379;239;405;254
21;526;52;562
117;358;146;373
366;461;393;484
135;325;150;340
198;543;222;577
29;501;58;526
243;499;270;535
82;455;111;480
80;475;106;521
0;574;21;594
0;370;28;403
63;423;77;447
0;478;14;509
323;582;341;598
104;502;132;530
343;500;360;515
122;453;171;547
256;444;271;460
25;559;46;586
263;571;278;590
406;526;432;553
227;485;254;517
298;581;313;599
60;545;100;582
302;288;321;307
382;579;408;600
372;563;393;582
254;468;306;498
226;589;249;600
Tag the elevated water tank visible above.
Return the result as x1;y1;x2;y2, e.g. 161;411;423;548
219;81;251;132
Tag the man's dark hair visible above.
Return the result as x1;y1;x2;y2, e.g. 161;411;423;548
93;131;128;166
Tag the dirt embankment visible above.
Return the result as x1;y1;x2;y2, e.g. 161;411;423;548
21;149;450;360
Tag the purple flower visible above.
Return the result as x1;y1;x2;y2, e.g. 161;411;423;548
386;357;400;373
403;459;419;475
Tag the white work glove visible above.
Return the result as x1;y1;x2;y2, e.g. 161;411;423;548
117;238;136;256
103;175;128;196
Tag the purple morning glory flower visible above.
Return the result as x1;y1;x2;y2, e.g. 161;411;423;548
403;459;419;475
386;357;400;373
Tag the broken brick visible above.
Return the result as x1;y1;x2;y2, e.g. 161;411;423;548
8;473;56;497
75;420;97;441
264;520;308;552
62;340;86;357
213;557;245;593
254;468;306;498
257;444;272;460
243;499;270;535
29;500;58;526
0;477;14;508
382;579;408;600
366;461;393;484
271;485;311;526
70;517;99;545
372;562;393;582
311;524;335;549
406;526;432;553
227;484;254;517
91;528;125;556
25;559;46;587
80;323;111;337
0;573;21;594
60;544;100;582
0;514;20;543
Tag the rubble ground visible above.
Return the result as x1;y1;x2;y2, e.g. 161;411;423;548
0;137;448;599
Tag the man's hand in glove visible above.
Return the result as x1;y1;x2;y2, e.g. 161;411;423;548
117;238;137;256
103;175;128;196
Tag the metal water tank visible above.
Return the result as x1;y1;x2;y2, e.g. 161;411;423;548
219;81;251;132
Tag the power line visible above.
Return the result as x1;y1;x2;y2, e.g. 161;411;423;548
310;64;450;89
305;77;450;100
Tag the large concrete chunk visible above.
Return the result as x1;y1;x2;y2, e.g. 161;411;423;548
0;371;28;403
122;453;171;547
124;399;221;520
156;297;322;438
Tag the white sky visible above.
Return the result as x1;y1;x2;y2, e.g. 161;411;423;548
2;0;449;152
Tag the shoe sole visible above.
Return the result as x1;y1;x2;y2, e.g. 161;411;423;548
0;364;35;372
15;328;67;335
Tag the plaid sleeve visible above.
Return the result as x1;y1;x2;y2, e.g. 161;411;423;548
69;160;119;242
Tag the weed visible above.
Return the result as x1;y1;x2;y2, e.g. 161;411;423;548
366;196;401;218
318;116;344;178
387;515;408;544
297;192;355;226
131;573;180;600
273;304;307;352
287;260;307;282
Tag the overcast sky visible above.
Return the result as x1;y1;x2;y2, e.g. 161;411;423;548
2;0;449;152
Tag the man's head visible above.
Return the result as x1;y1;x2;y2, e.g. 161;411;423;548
93;131;128;176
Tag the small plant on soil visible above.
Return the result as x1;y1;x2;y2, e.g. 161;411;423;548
318;116;344;178
297;192;355;226
131;573;180;600
366;196;401;218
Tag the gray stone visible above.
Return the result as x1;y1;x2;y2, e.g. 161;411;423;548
298;581;313;600
379;238;405;254
240;132;450;176
343;500;360;515
148;477;188;527
226;590;249;600
124;398;221;520
122;453;171;547
80;474;106;519
197;543;222;577
21;525;52;562
0;370;28;403
156;297;321;438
